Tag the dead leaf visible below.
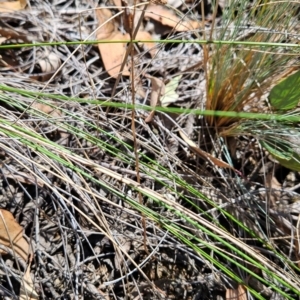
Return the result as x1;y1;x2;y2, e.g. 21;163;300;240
145;5;200;32
96;8;157;77
0;27;29;68
0;209;29;262
37;52;61;73
0;0;26;12
146;74;165;106
145;74;165;122
112;0;121;7
114;238;131;270
30;51;61;82
96;8;130;78
136;30;157;57
1;169;44;188
30;102;69;142
31;102;62;119
0;27;29;44
0;36;7;44
150;0;167;4
267;173;282;208
133;75;146;99
179;130;237;171
226;285;248;300
19;262;39;300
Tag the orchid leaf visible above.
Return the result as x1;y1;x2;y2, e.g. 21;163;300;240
260;139;300;171
269;69;300;110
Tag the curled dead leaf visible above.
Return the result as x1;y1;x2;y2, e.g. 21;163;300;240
38;52;61;73
121;0;134;38
133;75;146;99
145;5;200;32
30;51;61;82
179;130;236;171
146;74;165;106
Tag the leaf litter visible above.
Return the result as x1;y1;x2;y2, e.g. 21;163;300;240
0;0;300;299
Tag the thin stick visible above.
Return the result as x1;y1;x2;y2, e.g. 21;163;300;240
124;0;150;255
110;2;149;98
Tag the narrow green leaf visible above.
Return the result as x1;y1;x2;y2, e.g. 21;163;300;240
269;69;300;110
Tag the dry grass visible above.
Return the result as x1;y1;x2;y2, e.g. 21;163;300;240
0;0;300;299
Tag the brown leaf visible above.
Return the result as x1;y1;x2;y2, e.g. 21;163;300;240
179;130;236;171
0;0;26;12
136;31;157;57
0;209;29;262
145;5;200;32
146;74;165;107
96;7;157;77
96;8;130;78
145;74;165;122
112;0;121;7
96;8;115;39
30;102;69;142
31;102;62;119
226;285;248;300
20;263;39;300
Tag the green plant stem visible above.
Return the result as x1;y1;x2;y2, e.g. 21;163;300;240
0;39;299;49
